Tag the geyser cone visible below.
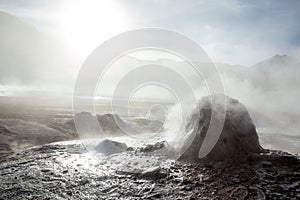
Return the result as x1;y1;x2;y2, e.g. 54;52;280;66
179;95;264;162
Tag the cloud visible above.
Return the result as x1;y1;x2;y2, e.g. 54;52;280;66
1;0;300;65
118;0;300;65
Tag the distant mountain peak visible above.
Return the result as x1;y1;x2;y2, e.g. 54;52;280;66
269;54;291;62
253;54;298;68
274;54;286;57
272;54;288;60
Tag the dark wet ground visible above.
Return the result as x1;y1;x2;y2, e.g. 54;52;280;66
0;141;299;200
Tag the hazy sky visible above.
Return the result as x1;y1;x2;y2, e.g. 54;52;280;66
0;0;300;65
1;0;300;138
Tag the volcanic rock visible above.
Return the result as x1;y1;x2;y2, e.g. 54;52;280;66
94;139;128;154
66;112;163;137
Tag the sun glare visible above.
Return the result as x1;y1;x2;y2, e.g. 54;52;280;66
60;0;130;55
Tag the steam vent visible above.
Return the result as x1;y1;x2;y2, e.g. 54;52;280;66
179;95;263;162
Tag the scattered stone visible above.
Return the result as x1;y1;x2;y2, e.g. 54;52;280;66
0;130;299;199
140;141;166;153
126;147;134;151
230;185;248;200
66;191;72;196
140;166;164;179
201;175;213;182
232;178;240;183
41;168;51;173
79;178;89;185
260;161;272;166
250;186;266;199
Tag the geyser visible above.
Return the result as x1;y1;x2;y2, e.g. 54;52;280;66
179;95;263;162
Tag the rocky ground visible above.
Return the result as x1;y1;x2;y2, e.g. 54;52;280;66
0;140;299;200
